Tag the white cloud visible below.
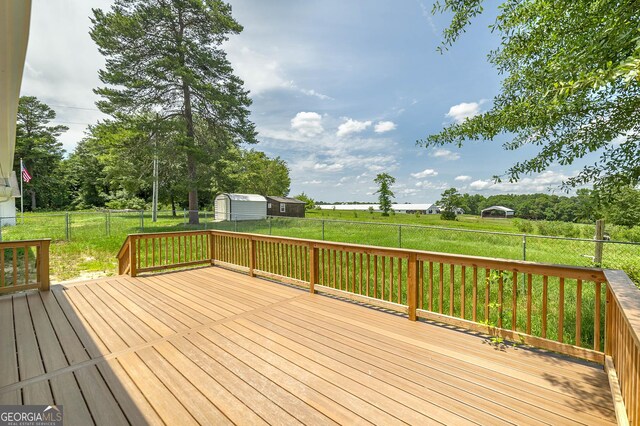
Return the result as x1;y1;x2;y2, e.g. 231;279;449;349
410;168;438;178
290;112;324;137
314;162;344;172
415;181;448;190
337;118;372;137
300;88;332;100
302;180;322;184
454;175;472;182
469;180;492;190
445;101;484;123
430;148;460;161
467;171;580;193
374;121;396;133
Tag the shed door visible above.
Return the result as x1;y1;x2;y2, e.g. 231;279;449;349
215;196;230;220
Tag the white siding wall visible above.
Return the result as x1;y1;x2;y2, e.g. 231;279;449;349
230;200;266;220
0;198;17;226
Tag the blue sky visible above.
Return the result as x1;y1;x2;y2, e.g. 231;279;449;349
21;0;591;203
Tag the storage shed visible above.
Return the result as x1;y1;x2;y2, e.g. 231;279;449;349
481;205;515;218
214;193;267;221
0;172;21;226
266;196;306;218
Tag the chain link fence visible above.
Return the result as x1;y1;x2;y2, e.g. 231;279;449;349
1;210;638;283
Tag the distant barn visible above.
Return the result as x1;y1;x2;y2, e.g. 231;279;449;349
214;193;267;221
481;205;515;218
266;196;306;218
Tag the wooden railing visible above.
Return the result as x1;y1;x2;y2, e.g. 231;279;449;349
0;239;50;294
604;270;640;425
117;230;211;276
117;230;639;423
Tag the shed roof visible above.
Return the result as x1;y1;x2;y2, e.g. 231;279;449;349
220;193;267;202
481;205;514;213
266;196;306;204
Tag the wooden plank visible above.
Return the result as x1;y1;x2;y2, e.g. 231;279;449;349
230;318;461;425
461;265;466;319
0;296;20;404
177;333;332;425
59;286;128;353
439;262;444;313
269;302;614;425
155;340;279;425
472;266;477;322
73;284;147;347
428;261;433;311
252;308;578;425
605;356;629;426
12;294;53;404
96;360;163;425
216;323;411;425
196;328;367;425
135;346;235;425
116;352;200;425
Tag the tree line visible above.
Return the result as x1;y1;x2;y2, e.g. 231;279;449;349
445;188;640;227
14;96;291;214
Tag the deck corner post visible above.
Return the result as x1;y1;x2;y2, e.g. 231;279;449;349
407;253;418;321
39;239;51;291
130;236;138;277
249;236;256;277
309;243;319;294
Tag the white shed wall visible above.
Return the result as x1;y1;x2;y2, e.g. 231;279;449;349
230;200;266;220
0;199;17;226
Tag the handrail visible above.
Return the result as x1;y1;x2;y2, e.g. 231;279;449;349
0;238;50;294
604;269;640;425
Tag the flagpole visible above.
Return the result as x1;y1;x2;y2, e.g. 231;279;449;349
20;158;24;224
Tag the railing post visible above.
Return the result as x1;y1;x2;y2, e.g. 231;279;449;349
248;236;255;277
39;240;50;291
407;253;418;321
209;232;216;265
309;243;318;294
130;236;138;277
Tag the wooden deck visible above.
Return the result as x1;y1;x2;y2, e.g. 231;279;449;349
0;266;616;425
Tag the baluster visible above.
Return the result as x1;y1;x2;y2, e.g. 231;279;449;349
558;277;565;343
526;274;532;335
576;279;582;347
542;275;548;339
461;265;466;319
512;271;517;331
472;266;478;322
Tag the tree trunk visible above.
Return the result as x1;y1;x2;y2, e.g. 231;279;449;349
30;190;36;211
178;10;199;225
170;189;176;217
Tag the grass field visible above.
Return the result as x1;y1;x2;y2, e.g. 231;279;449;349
1;210;638;285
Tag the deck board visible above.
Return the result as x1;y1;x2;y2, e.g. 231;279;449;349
0;266;617;425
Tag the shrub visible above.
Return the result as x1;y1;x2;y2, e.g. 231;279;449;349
513;219;534;234
440;211;457;221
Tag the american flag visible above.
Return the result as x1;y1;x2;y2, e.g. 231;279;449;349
22;165;32;183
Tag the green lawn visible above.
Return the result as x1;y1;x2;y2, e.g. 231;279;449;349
1;210;638;286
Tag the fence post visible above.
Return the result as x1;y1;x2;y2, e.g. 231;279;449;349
39;239;51;291
594;219;604;265
65;213;70;241
204;211;208;230
321;220;325;240
398;225;402;248
140;210;145;232
269;217;272;235
309;243;318;294
407;253;418;321
183;209;187;228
